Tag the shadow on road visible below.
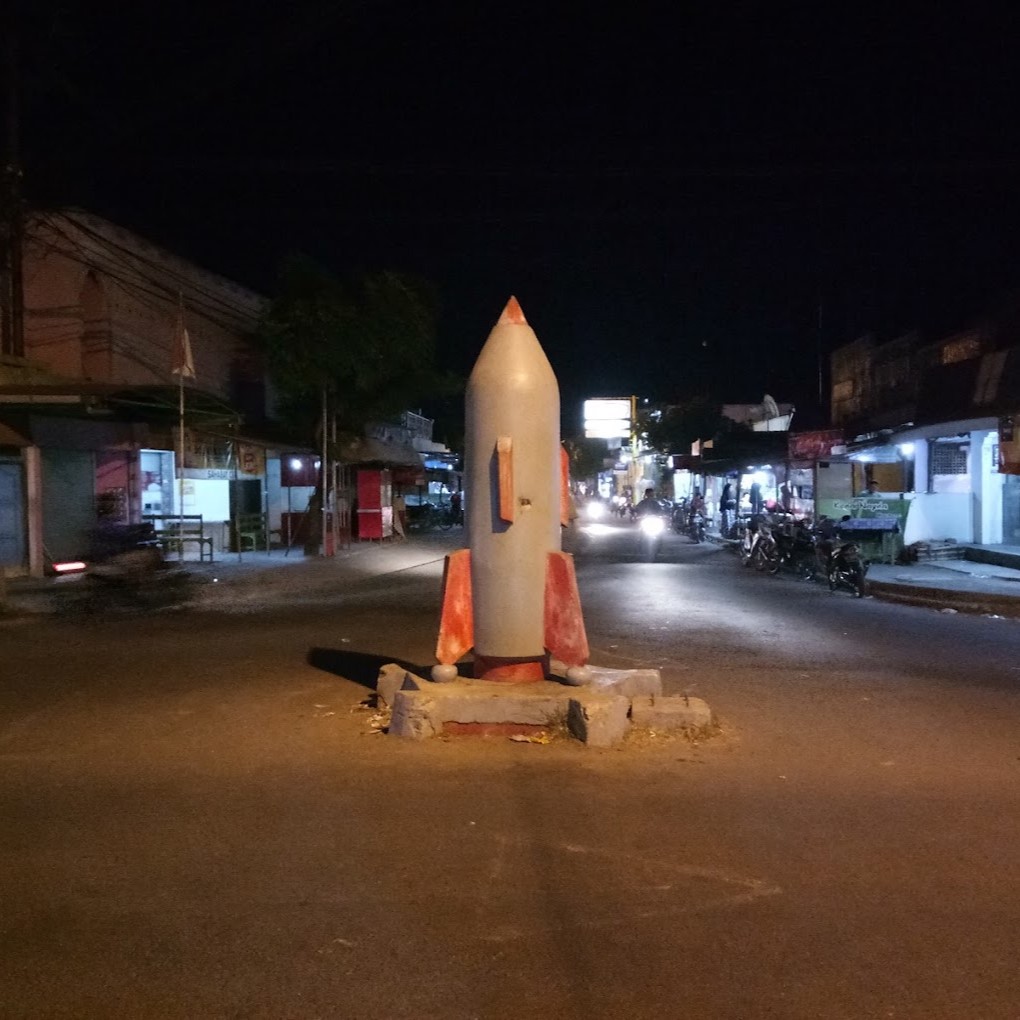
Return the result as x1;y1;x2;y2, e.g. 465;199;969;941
307;647;428;689
308;648;478;688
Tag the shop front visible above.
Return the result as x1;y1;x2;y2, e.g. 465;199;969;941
848;418;1004;547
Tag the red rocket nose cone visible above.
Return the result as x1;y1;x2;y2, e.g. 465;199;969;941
498;296;527;326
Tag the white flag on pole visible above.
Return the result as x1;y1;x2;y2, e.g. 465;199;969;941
172;310;195;379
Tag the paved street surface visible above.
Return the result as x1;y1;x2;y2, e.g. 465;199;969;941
2;523;1019;1018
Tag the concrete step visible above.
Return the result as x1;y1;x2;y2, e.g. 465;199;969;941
913;542;965;561
965;546;1020;571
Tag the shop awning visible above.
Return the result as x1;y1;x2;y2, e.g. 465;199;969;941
700;431;789;473
334;434;422;467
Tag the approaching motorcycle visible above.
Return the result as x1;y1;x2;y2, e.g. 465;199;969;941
637;512;667;561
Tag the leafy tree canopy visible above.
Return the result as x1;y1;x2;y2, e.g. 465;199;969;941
256;254;457;438
563;436;612;489
640;397;733;455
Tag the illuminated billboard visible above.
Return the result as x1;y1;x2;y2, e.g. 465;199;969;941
584;397;632;440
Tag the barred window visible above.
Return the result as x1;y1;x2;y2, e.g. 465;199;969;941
931;442;968;474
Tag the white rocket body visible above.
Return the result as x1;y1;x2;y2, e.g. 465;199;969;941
433;297;588;684
465;304;561;662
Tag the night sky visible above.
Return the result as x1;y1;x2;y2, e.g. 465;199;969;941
14;3;1020;430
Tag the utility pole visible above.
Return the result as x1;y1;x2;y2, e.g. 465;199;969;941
1;31;25;359
816;291;825;409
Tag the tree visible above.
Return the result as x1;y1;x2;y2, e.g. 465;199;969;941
257;254;450;436
256;254;456;551
563;436;611;494
639;397;731;456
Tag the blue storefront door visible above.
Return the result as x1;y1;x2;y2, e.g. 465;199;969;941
0;460;26;568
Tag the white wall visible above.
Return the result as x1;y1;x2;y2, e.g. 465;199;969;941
177;478;229;550
979;430;1003;544
903;492;974;544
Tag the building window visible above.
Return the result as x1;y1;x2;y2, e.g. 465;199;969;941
931;442;967;475
929;438;970;494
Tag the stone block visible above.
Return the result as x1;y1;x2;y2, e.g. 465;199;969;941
376;663;414;708
389;690;439;740
549;660;662;698
630;696;714;733
586;666;662;700
567;694;630;747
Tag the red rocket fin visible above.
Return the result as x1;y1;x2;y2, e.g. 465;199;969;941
496;436;515;523
544;551;589;667
436;549;473;665
499;296;527;326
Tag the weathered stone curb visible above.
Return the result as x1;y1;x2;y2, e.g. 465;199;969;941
377;664;715;747
868;581;1020;618
631;694;714;732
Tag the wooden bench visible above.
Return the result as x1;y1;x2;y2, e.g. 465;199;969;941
143;514;215;562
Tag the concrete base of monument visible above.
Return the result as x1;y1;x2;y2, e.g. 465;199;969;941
376;662;714;747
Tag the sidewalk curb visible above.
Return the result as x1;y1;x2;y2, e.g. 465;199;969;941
868;581;1020;618
710;534;1020;618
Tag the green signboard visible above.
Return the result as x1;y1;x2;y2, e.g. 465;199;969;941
816;496;910;564
817;496;910;529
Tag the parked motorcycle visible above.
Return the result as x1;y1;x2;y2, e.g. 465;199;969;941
809;516;869;597
671;499;689;534
825;538;869;597
687;508;707;544
737;516;759;567
772;517;817;579
734;512;870;599
752;517;781;573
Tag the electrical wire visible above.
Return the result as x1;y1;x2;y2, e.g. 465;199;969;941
30;210;265;335
27;214;262;386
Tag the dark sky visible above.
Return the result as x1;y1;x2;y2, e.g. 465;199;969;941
14;2;1020;429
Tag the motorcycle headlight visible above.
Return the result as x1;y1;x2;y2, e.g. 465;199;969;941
586;502;605;520
639;515;665;537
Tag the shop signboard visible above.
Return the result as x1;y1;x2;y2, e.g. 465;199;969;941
788;429;846;461
584;397;632;440
238;444;265;476
998;415;1020;474
816;495;910;562
817;495;909;530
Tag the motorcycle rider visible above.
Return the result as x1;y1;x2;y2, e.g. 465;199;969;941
686;488;707;540
689;487;706;518
634;488;665;518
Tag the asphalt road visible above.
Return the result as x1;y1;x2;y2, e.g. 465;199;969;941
2;520;1019;1019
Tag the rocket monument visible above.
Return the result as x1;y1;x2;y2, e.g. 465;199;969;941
434;297;589;684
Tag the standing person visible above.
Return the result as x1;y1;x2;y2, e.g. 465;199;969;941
749;481;763;516
450;489;462;524
779;480;793;511
720;480;736;537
